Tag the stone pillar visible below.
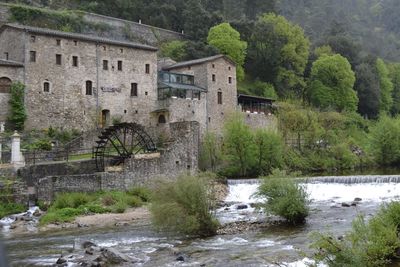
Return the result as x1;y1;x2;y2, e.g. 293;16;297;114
11;131;24;169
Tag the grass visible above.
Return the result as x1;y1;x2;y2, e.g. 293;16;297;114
68;153;93;161
39;188;150;225
0;202;26;218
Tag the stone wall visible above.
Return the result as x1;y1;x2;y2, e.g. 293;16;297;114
19;159;97;187
243;113;278;131
0;4;184;46
83;12;185;46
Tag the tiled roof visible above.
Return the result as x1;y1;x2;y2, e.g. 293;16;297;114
0;59;24;67
162;55;235;70
1;23;158;51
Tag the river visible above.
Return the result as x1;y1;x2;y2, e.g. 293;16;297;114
3;174;400;266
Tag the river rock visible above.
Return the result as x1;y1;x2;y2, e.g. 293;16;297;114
237;204;248;210
175;252;187;262
33;209;42;217
354;197;362;202
351;202;357;207
82;241;98;249
56;256;67;264
101;247;133;264
341;203;351;207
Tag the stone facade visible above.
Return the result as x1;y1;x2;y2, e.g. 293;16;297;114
161;55;238;136
0;24;159;131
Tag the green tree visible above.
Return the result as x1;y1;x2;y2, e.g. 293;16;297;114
223;113;254;177
207;22;247;81
376;58;394;114
308;54;358;112
354;56;381;119
199;131;222;172
369;116;400;166
160;40;187;61
7;82;27;131
388;63;400;115
253;129;284;175
248;13;310;97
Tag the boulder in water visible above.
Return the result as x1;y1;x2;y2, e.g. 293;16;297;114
175;252;187;262
341;203;351;207
101;247;135;264
354;198;362;202
351;202;357;207
236;204;248;210
56;256;67;264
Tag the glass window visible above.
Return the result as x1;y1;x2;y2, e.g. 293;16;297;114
86;81;92;95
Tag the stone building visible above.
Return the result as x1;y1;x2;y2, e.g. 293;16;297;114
0;23;275;138
0;23;159;131
156;55;238;136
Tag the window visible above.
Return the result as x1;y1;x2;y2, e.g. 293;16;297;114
188;66;191;70
212;64;215;68
228;66;231;71
117;60;122;71
4;52;8;60
158;114;166;124
72;56;78;67
103;60;108;70
145;64;150;74
218;91;222;104
56;54;62;65
120;48;123;53
74;40;78;46
43;81;50;92
30;35;36;42
103;46;106;51
212;74;216;82
228;77;232;84
131;83;138;97
56;39;61;46
0;77;12;94
29;51;36;62
85;81;93;95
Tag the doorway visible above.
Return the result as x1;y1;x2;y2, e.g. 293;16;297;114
101;109;110;128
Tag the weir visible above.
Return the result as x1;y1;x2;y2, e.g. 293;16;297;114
227;174;400;185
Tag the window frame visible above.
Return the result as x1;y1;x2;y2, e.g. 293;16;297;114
131;83;138;97
56;54;62;65
217;91;222;105
29;51;36;62
85;80;93;96
72;56;78;67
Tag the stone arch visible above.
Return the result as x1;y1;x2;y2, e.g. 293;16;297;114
0;77;12;94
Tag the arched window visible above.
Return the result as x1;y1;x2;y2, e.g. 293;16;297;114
0;77;12;94
86;80;93;95
158;114;166;124
43;81;50;92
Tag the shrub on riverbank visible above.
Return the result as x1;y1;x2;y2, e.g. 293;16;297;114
39;189;148;225
150;174;219;237
311;201;400;267
256;170;309;224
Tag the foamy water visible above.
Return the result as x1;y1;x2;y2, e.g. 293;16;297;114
225;181;400;204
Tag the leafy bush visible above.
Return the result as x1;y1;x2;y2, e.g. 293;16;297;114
150;174;219;237
160;40;187;61
311;202;400;267
40;207;83;225
256;170;309;224
369;116;400;166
